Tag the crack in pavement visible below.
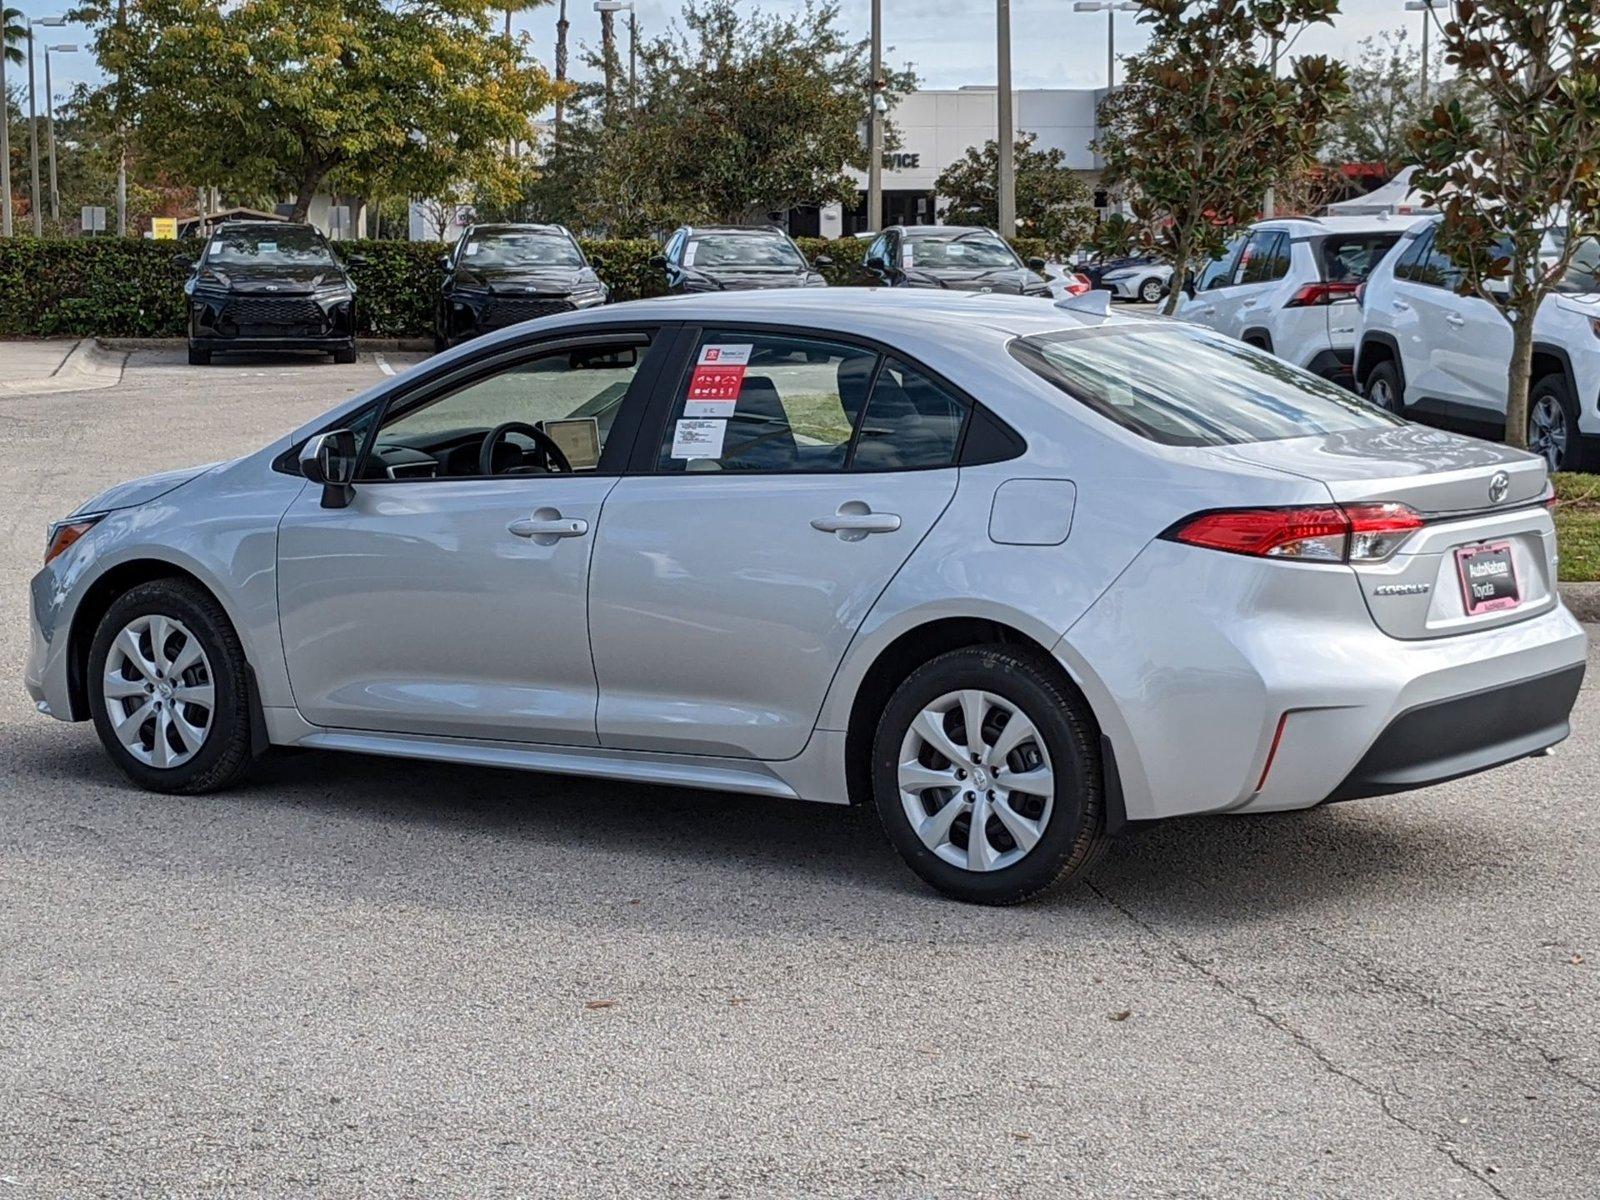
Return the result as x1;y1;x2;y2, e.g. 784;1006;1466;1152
1084;880;1509;1200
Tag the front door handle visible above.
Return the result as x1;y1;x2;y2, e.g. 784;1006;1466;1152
1391;298;1412;312
508;507;589;540
1445;313;1466;328
811;503;902;541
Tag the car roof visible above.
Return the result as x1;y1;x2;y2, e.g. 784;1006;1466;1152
217;220;310;232
1250;214;1420;238
898;225;1001;239
680;224;788;236
467;222;571;236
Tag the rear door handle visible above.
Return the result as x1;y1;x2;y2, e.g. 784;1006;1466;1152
811;505;902;540
1391;299;1411;312
1445;313;1466;328
508;509;589;540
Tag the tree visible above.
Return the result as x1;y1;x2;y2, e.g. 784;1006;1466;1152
1089;211;1140;259
1094;0;1349;314
3;7;24;66
1408;0;1600;453
548;0;915;235
935;135;1096;258
498;0;548;43
80;0;560;222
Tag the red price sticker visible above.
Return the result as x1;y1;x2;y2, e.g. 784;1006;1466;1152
684;344;753;415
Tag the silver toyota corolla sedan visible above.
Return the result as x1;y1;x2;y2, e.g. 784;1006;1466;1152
26;290;1588;904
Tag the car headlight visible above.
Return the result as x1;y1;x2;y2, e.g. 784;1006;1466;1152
315;285;353;303
571;286;607;308
45;513;103;565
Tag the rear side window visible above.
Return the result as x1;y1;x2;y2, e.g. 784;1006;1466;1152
1010;326;1404;447
853;358;969;470
1236;231;1290;285
1319;234;1402;284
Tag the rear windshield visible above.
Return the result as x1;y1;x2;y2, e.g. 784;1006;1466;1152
1010;325;1404;446
1319;233;1402;284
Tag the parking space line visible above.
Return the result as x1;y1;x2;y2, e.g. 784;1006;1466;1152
375;354;395;377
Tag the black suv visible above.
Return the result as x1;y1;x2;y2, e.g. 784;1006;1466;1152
181;221;359;365
653;225;830;293
436;223;607;350
862;226;1051;296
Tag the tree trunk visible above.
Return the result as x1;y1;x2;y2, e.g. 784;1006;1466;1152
1160;221;1192;317
599;8;617;109
504;6;511;42
1504;307;1537;450
290;162;328;224
553;0;569;137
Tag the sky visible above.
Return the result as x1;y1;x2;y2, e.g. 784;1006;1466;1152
27;0;1426;116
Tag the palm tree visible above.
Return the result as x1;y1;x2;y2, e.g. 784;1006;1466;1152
3;6;25;67
499;0;550;45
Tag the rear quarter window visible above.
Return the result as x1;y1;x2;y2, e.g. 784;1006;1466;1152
1010;326;1404;447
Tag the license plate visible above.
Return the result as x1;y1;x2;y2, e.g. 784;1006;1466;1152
1456;541;1520;615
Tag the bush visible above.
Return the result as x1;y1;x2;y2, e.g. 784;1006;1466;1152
0;232;1060;339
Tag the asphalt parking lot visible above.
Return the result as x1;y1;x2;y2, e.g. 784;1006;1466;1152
1;346;1597;1199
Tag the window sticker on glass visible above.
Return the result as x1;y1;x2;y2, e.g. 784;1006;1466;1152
684;343;753;416
684;241;699;266
902;242;915;268
672;418;727;459
465;242;481;256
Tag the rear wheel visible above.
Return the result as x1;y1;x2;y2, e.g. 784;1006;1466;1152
1528;374;1582;470
871;646;1109;905
86;579;256;794
187;346;211;366
1364;359;1404;415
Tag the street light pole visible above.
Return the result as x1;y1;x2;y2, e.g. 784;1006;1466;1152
1;16;12;237
24;16;63;236
996;0;1015;236
45;43;75;223
1405;0;1438;106
628;4;637;102
867;0;881;233
1072;2;1138;90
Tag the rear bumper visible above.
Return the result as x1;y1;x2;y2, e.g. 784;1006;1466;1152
1326;662;1583;801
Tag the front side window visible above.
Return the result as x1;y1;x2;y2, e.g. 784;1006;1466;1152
460;229;584;269
207;225;334;267
684;233;806;270
1010;325;1404;447
363;340;646;479
903;234;1020;270
657;332;872;473
1195;234;1246;291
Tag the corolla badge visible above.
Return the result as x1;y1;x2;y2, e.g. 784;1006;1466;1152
1488;471;1510;504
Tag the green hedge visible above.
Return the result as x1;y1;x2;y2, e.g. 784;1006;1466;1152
0;233;1056;339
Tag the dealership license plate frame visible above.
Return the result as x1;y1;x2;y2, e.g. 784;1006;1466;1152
1455;540;1520;616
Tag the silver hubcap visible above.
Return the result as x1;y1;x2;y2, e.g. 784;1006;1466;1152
1368;377;1396;412
898;689;1055;873
1140;280;1161;302
1529;396;1568;469
103;614;214;769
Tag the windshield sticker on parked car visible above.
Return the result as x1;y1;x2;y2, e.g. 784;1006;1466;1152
464;242;481;256
258;242;277;255
902;243;914;267
684;344;752;416
684;241;699;266
671;418;727;459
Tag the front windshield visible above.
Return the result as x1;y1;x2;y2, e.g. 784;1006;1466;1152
905;234;1020;270
1011;325;1405;446
685;234;806;270
462;229;584;268
207;226;334;267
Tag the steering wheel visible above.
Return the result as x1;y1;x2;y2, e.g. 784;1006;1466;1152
478;421;573;477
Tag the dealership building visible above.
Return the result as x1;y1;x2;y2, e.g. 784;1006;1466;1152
786;85;1112;238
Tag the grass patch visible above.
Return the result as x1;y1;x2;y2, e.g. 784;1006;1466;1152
1553;472;1600;583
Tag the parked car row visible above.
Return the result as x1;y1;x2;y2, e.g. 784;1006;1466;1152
1174;212;1600;471
177;219;1082;366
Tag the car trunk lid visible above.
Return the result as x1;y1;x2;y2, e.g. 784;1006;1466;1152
1213;425;1558;639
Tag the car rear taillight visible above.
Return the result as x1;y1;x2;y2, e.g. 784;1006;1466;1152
1284;282;1360;308
1165;502;1424;563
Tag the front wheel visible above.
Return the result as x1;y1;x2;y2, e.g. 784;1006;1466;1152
86;579;257;794
1138;277;1164;304
187;346;211;366
332;343;358;365
871;646;1110;904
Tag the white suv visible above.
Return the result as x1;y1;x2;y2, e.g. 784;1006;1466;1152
1177;216;1413;387
1355;217;1600;471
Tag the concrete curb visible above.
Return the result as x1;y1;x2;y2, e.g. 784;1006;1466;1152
96;336;435;353
1559;582;1600;624
0;338;127;396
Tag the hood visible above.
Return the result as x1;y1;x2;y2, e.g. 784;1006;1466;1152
200;262;346;294
903;267;1036;294
1210;423;1545;515
72;463;219;517
690;266;817;290
456;264;597;294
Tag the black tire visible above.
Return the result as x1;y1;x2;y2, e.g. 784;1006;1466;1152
86;578;257;795
1138;277;1164;304
1528;373;1587;471
1364;358;1404;415
433;332;450;354
332;343;358;365
870;646;1110;905
187;346;211;366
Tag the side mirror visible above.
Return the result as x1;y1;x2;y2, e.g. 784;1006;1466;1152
345;253;369;267
649;254;668;270
1183;276;1198;299
1026;256;1048;271
588;254;605;269
438;254;453;272
299;429;359;509
813;254;834;268
864;254;886;272
173;253;197;270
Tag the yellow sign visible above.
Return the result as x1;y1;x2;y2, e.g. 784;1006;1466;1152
150;218;178;240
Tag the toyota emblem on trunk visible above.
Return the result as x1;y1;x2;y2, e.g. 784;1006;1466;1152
1488;471;1510;504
